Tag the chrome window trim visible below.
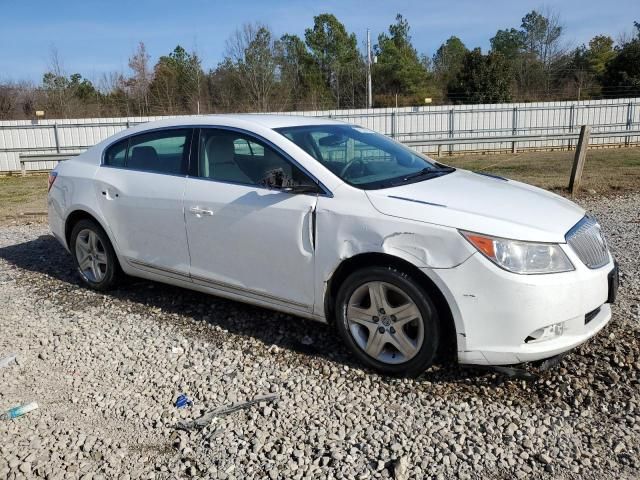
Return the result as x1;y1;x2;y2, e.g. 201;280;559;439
100;124;333;198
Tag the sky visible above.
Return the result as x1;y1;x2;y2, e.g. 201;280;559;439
0;0;638;84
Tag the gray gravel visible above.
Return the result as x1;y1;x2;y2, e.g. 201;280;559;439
0;193;639;479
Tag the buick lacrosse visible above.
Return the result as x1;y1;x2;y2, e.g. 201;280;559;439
48;115;618;376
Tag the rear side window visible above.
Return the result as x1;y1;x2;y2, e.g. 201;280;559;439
103;129;191;175
104;139;127;167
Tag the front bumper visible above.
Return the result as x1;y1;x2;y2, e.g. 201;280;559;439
430;248;617;366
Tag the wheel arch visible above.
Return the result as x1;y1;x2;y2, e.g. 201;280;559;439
64;209;123;267
324;252;458;362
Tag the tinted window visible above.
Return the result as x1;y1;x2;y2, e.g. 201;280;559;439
104;139;127;167
198;129;312;188
126;129;190;174
104;129;191;174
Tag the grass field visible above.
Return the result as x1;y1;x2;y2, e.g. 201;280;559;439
1;147;639;224
0;174;49;223
444;147;640;194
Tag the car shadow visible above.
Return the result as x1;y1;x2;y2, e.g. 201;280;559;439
0;234;518;386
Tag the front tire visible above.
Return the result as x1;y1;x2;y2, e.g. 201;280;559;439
335;266;440;377
70;219;120;291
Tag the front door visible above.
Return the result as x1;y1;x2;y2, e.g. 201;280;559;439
184;128;319;311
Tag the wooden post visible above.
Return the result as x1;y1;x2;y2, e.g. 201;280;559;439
569;125;591;196
448;109;454;155
53;123;61;153
511;106;518;154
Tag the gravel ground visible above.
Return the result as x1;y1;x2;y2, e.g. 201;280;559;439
0;194;638;480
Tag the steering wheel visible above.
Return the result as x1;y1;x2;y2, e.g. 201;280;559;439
339;158;366;179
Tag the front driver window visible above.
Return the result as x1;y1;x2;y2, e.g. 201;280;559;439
198;129;313;189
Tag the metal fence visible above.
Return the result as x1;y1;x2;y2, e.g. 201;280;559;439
1;97;639;173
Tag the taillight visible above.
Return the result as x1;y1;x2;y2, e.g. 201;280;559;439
48;171;58;192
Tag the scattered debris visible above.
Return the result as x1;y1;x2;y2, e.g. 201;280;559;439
175;394;193;409
0;353;17;369
538;352;569;371
177;394;278;431
474;365;538;381
1;401;39;420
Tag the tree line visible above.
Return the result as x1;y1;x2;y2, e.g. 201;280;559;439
0;10;639;120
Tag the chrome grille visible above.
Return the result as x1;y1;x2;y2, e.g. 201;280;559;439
565;216;609;269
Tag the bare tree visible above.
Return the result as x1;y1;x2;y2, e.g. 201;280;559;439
225;23;279;112
43;46;71;117
127;42;153;115
521;7;567;67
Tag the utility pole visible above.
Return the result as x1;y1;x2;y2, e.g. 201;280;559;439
366;29;373;109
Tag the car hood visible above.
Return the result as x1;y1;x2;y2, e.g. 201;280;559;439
365;169;585;243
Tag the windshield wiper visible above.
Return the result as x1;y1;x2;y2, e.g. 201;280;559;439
391;166;454;185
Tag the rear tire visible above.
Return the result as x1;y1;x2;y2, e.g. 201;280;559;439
335;266;440;377
70;219;121;291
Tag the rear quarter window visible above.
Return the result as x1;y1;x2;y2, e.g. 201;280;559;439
104;139;128;167
102;129;191;175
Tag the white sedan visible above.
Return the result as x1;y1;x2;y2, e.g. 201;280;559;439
47;115;618;376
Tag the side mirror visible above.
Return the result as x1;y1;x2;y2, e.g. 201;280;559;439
261;168;320;194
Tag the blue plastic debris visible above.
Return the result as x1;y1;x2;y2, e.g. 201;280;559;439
175;394;193;409
1;402;39;420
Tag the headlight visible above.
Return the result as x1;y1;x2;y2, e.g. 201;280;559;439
460;231;574;274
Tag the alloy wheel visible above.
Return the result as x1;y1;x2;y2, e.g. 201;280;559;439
75;228;108;283
346;281;425;365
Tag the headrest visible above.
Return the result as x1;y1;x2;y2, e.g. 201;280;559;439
129;146;158;169
206;136;235;164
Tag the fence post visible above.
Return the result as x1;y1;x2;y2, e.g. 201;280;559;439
626;102;633;146
569;125;591;196
568;105;575;150
391;111;397;138
448;109;454;155
511;107;518;153
53;123;61;153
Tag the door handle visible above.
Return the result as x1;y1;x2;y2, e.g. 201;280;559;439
189;206;214;216
101;189;118;200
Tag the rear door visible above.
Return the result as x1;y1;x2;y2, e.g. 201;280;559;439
184;127;319;311
94;128;193;277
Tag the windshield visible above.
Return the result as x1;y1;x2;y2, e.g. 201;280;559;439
276;124;454;189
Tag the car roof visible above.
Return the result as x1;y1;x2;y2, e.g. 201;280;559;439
128;114;347;132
